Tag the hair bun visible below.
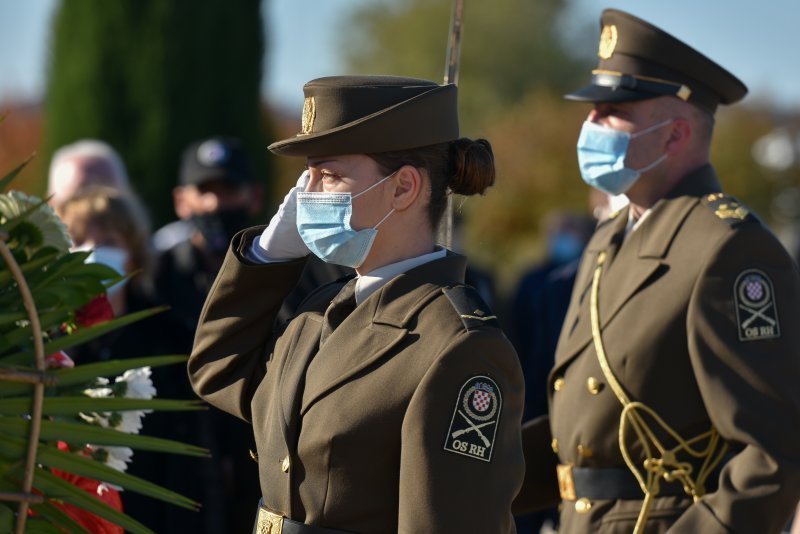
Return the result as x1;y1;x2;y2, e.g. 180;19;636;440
448;138;495;196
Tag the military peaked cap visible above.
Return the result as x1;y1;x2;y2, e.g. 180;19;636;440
268;75;459;157
566;9;748;114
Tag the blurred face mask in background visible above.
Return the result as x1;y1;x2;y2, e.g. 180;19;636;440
82;245;129;296
190;208;250;255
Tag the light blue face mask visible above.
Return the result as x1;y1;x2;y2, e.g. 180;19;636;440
549;232;584;264
296;170;397;268
85;246;129;296
576;119;673;195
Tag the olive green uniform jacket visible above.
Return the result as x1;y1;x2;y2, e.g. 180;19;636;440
514;165;800;533
188;228;525;533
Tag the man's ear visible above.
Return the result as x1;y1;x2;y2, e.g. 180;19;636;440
665;118;692;156
391;165;422;212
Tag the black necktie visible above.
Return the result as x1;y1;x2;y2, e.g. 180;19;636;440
319;278;358;346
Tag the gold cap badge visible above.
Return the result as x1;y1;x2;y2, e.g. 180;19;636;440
598;24;618;60
300;96;315;135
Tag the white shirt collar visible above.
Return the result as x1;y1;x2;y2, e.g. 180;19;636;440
625;207;652;237
355;247;447;304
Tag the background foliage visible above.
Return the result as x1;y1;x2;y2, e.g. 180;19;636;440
43;0;272;227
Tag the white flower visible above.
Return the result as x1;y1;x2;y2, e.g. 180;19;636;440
115;367;156;400
83;377;112;398
0;191;72;252
89;445;134;473
116;410;146;434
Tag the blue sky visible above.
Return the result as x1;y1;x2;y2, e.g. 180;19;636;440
1;0;798;113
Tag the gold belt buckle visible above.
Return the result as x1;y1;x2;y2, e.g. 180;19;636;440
256;507;284;534
557;463;577;501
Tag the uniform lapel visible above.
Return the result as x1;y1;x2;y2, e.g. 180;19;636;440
553;166;722;372
555;211;628;365
300;253;466;415
277;314;324;449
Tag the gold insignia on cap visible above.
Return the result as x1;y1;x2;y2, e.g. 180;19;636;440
676;85;693;101
598;24;618;60
300;96;315;135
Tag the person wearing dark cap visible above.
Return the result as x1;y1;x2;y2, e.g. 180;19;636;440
147;136;263;533
188;75;525;533
513;9;800;534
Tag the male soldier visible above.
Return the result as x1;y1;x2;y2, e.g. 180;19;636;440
514;9;800;533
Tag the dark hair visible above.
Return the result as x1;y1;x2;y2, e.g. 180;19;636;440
368;138;495;229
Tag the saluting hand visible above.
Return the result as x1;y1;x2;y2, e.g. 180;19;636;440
253;171;311;261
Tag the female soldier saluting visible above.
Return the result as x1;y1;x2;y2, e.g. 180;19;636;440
188;75;524;533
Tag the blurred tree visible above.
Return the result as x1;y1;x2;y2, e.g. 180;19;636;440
43;0;272;226
340;0;592;133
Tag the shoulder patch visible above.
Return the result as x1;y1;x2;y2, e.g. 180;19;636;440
443;375;502;462
443;285;499;330
702;193;754;227
734;269;780;341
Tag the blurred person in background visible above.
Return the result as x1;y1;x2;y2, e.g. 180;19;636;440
152;135;263;533
510;210;595;383
154;136;262;348
60;186;156;330
47;139;132;214
510;209;594;534
58;185;190;528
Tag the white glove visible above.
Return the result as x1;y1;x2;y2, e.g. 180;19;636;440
250;171;310;262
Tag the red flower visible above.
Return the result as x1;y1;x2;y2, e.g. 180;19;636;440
45;442;124;534
75;294;114;328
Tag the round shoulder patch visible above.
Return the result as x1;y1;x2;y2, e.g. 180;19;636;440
443;376;502;462
734;269;780;341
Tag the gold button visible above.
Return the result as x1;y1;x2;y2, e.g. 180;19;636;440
586;377;603;395
551;438;559;454
577;444;593;458
281;456;290;473
553;377;565;392
575;497;592;514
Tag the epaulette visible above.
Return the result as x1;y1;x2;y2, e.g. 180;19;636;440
443;285;500;331
702;193;754;227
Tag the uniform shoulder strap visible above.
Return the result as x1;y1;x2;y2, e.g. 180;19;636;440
443;284;500;331
701;192;755;227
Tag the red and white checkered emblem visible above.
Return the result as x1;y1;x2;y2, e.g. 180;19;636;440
746;280;764;301
472;390;491;412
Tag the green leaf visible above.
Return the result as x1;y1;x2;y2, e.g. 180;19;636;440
15;440;200;510
0;502;15;532
14;467;156;534
0;153;34;193
27;501;86;534
0;311;26;325
0;355;188;397
54;355;189;387
0;306;168;365
0;416;208;457
0;247;58;290
0;396;205;416
23;517;78;534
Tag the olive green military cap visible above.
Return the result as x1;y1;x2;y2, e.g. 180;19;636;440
565;9;748;114
268;75;459;157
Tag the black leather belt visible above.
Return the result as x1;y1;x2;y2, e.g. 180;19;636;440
558;464;721;501
253;500;351;534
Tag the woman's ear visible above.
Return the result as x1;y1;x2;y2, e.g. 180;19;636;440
391;165;422;212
